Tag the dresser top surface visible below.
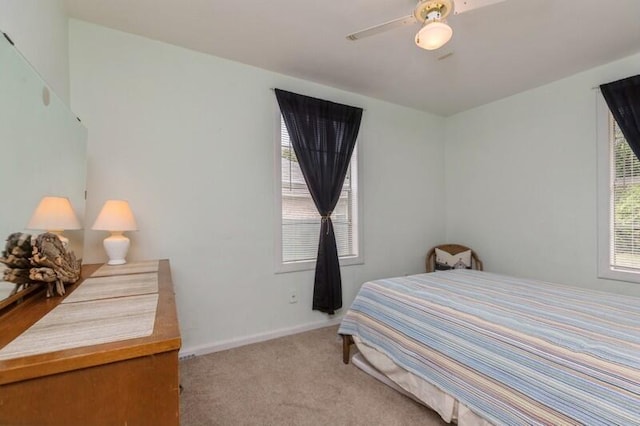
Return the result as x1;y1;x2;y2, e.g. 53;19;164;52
0;259;181;385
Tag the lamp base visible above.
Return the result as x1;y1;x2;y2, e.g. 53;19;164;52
103;232;130;265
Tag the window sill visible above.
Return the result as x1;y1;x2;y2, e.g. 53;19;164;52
275;255;364;274
598;266;640;284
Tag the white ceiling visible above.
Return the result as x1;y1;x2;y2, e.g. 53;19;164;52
64;0;640;116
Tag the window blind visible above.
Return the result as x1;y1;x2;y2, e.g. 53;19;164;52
611;116;640;270
280;118;357;263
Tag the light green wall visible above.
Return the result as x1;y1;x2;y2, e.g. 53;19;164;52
445;52;640;296
9;5;640;351
69;20;446;352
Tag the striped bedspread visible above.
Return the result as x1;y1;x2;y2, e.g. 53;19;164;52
338;270;640;425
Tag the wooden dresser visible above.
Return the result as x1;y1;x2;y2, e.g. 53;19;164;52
0;259;181;425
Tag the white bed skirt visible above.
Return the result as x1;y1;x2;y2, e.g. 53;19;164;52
353;336;493;426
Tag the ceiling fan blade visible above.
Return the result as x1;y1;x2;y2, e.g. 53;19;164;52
453;0;508;15
346;15;417;41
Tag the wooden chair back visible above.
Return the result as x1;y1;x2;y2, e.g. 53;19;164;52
425;244;483;272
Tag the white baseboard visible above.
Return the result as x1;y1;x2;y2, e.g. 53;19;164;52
179;315;343;359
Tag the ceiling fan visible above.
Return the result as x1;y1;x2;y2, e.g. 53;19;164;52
346;0;508;51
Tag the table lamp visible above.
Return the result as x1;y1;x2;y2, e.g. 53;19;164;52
91;200;138;265
27;196;82;246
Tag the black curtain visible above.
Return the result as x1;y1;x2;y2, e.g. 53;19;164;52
601;75;640;160
275;89;363;314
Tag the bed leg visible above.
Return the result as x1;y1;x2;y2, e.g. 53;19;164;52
341;334;354;364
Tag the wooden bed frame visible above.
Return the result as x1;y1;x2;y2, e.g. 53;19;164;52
340;334;354;364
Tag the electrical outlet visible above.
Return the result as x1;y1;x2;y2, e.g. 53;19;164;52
289;289;298;304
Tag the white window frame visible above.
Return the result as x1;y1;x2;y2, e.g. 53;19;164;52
274;105;364;274
596;93;640;283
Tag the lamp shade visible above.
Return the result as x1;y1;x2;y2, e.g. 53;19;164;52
415;21;453;50
91;200;138;231
27;196;81;231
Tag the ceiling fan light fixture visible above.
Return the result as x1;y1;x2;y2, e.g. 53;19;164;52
415;20;453;50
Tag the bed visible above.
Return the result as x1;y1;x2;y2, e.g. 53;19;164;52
338;270;640;425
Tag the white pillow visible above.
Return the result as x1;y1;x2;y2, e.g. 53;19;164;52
435;248;471;270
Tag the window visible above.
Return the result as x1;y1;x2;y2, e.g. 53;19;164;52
597;96;640;282
276;115;362;273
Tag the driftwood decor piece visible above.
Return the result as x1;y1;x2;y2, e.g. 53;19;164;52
0;232;81;297
30;233;81;297
0;233;34;296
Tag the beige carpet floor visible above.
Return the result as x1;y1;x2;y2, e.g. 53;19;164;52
179;325;447;425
